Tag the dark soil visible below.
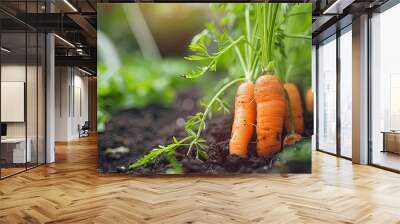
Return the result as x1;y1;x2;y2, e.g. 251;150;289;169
98;91;198;173
98;92;312;175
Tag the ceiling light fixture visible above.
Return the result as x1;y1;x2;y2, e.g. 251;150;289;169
76;48;85;55
322;0;354;15
63;0;78;12
54;34;75;48
78;67;93;76
1;47;11;53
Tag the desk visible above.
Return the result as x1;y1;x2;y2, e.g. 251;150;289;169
381;131;400;155
1;138;31;163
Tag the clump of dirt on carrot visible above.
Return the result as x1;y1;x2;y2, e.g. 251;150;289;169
229;82;256;157
284;83;304;135
283;133;302;146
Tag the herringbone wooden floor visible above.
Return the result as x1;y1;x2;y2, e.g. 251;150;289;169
0;135;399;224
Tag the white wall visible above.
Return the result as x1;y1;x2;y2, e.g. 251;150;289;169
71;73;89;138
55;67;69;141
0;65;40;138
55;67;89;141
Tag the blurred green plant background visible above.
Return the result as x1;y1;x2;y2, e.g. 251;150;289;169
97;3;311;131
97;4;215;131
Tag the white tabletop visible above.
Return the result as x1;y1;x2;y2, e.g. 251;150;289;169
1;138;27;143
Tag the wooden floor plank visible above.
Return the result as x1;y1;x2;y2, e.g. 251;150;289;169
0;135;399;223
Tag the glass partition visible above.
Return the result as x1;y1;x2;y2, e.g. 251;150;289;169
339;27;352;158
1;30;27;177
38;32;45;165
317;35;337;154
0;2;46;179
371;4;400;171
27;30;38;169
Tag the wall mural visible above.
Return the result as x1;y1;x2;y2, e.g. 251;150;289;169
97;3;313;175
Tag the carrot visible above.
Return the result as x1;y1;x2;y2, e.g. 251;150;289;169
305;88;313;113
284;83;304;135
254;74;286;157
229;82;257;157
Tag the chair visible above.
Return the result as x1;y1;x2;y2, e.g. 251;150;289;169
78;121;90;138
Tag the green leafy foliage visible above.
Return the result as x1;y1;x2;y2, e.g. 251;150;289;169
128;147;167;170
184;112;205;137
97;55;192;131
274;4;312;91
128;136;190;170
183;34;244;79
166;150;183;174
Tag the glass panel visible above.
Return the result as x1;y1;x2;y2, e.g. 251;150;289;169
317;36;337;154
0;1;46;178
27;30;38;169
26;0;39;169
371;4;400;171
339;29;352;158
1;30;27;177
38;32;45;165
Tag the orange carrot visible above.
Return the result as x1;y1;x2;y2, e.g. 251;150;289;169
305;88;314;113
254;74;286;157
229;82;256;157
284;83;304;135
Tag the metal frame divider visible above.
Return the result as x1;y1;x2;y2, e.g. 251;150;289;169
0;18;2;179
367;10;372;165
315;44;319;152
336;23;341;157
25;0;28;172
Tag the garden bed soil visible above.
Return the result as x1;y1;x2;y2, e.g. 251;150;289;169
98;92;312;175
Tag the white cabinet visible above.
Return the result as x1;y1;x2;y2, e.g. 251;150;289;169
1;138;32;163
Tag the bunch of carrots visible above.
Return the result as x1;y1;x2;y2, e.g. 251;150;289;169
228;4;313;158
229;74;313;158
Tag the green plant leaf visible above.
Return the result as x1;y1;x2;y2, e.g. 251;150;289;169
166;150;183;174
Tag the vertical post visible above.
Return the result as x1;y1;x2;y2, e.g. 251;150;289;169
312;45;317;150
336;29;341;157
367;12;373;165
352;14;369;164
25;2;28;170
315;45;319;151
0;20;2;179
46;1;55;163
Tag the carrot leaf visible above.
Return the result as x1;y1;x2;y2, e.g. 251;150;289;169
182;36;244;79
129;136;192;170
